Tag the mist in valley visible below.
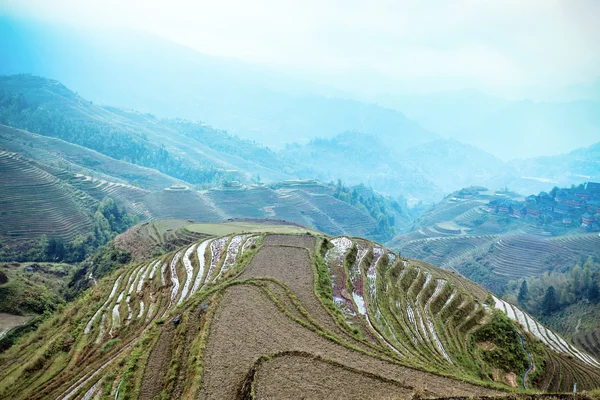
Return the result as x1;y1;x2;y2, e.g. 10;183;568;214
2;0;599;205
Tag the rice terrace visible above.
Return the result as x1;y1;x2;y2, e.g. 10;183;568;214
2;3;600;400
1;228;599;399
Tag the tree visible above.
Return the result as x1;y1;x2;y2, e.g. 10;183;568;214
542;286;560;314
39;234;48;253
589;282;600;303
0;270;8;285
517;280;529;303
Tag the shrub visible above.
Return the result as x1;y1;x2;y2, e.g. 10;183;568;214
472;310;527;372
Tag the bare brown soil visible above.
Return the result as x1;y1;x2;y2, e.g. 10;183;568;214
139;324;175;400
253;353;412;399
503;372;517;388
238;235;342;336
171;307;204;399
199;284;504;400
262;280;307;323
261;234;316;249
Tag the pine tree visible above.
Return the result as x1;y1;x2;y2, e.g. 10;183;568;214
542;286;559;315
517;280;529;303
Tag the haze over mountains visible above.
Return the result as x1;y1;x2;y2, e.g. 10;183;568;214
2;16;600;202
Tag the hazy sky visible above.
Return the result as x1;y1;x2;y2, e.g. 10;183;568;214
3;0;600;97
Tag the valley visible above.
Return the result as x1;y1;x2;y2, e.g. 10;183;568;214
1;10;600;398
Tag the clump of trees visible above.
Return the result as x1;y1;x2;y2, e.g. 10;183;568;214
40;197;137;263
332;180;401;239
508;257;600;316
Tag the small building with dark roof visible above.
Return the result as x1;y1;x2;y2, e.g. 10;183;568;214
512;205;527;218
498;201;511;214
525;195;537;204
581;212;596;227
587;200;600;215
556;193;584;208
553;203;572;215
526;204;541;217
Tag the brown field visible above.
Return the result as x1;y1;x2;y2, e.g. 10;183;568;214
199;284;503;399
252;352;412;399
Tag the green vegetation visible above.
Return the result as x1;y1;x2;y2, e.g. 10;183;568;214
0;262;71;315
0;195;137;264
506;258;600;317
472;311;527;373
332;180;406;239
0;83;234;186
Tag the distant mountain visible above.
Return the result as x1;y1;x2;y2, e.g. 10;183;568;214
510;141;600;192
280;133;514;202
455;99;600;160
279;131;443;202
0;17;437;149
398;139;509;194
372;89;509;136
0;74;292;185
374;90;600;161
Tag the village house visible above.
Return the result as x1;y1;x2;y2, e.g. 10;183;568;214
486;198;502;212
511;205;527;218
553;203;572;215
526;204;541;217
538;198;556;212
587;200;600;215
497;200;511;214
562;217;573;226
525;194;537;203
556;193;584;208
581;212;596;227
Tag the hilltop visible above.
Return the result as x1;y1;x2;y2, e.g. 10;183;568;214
1;229;599;399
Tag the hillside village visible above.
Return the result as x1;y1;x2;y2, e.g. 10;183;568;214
486;182;600;232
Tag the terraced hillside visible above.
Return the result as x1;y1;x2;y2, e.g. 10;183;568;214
393;233;600;286
0;151;95;242
389;190;600;293
114;219;213;262
0;148;398;246
574;328;600;360
1;231;598;399
0;75;292;183
0;124;182;190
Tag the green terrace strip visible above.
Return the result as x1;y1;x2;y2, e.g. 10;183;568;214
1;231;599;399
